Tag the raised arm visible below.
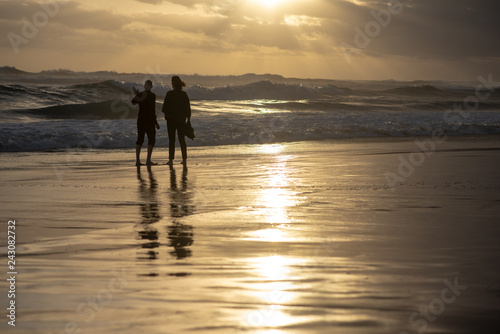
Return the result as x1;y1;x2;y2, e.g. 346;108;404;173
131;88;141;105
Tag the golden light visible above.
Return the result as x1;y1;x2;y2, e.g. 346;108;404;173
245;308;294;328
258;144;283;155
253;255;292;281
254;156;297;225
258;188;292;225
247;228;288;242
238;154;303;329
249;0;288;8
240;256;305;329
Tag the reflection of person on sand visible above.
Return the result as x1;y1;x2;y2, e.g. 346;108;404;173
132;80;160;166
162;76;191;167
136;166;161;261
167;167;194;259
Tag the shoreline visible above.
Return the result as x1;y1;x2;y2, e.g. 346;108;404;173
1;133;500;155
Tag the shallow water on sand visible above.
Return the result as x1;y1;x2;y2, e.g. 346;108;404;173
1;138;500;334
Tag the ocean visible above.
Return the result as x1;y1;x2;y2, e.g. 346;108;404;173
1;67;499;152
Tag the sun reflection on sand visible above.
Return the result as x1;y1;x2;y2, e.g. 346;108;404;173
238;151;306;330
258;143;284;154
254;152;298;226
240;256;305;329
253;255;298;281
246;228;291;242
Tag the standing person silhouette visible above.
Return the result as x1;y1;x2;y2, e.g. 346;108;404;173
162;76;191;166
132;80;160;166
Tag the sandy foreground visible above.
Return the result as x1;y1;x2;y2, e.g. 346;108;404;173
1;137;500;334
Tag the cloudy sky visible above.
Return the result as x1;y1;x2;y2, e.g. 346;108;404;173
1;0;499;80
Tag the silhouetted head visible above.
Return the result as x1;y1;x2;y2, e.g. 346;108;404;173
171;76;186;91
144;80;153;91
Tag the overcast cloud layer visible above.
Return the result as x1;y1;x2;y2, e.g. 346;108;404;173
1;0;499;80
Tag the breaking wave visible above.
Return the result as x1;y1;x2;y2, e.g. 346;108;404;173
1;73;500;152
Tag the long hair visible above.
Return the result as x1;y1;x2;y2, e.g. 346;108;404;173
171;76;186;90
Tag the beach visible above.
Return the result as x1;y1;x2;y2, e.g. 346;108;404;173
1;136;500;334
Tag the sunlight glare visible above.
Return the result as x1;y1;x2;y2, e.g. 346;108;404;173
259;188;294;225
246;228;294;242
249;0;288;8
254;156;297;225
259;144;283;154
252;255;302;281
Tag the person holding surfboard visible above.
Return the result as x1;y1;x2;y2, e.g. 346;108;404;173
132;80;160;166
162;76;192;166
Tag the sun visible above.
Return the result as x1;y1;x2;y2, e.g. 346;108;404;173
249;0;288;8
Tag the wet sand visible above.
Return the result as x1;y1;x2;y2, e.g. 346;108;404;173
1;137;500;334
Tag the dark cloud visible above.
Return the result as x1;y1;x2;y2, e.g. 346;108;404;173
341;0;500;59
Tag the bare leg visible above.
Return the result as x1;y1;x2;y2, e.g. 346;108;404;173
167;120;176;161
146;145;157;165
178;125;187;161
135;144;143;166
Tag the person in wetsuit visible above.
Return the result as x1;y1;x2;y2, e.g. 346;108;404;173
132;80;160;166
162;76;191;166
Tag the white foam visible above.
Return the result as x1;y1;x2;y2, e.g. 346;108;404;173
1;105;499;152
